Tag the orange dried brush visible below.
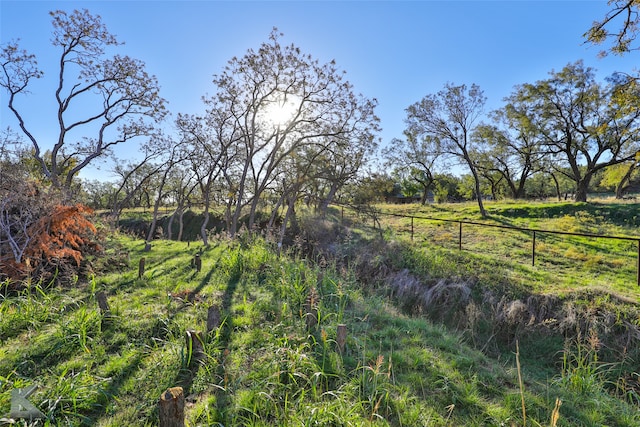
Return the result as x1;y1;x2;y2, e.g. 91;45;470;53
26;204;99;267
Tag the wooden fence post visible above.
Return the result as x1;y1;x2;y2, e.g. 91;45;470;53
336;324;347;354
458;221;462;250
305;306;318;331
207;305;221;333
159;387;185;427
138;257;146;279
96;291;111;318
194;254;202;272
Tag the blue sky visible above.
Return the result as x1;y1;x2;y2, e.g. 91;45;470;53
1;1;638;181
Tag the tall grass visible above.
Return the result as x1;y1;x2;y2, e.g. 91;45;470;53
0;224;638;425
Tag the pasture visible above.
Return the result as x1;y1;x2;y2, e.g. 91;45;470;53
1;199;639;426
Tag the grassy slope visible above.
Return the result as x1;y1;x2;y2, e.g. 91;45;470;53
0;202;638;426
376;199;640;299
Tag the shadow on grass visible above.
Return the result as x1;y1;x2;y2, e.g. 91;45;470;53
168;263;239;424
210;273;239;422
490;201;640;228
85;350;146;424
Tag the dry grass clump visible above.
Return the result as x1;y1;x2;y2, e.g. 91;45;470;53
295;215;351;261
499;299;531;326
387;269;473;319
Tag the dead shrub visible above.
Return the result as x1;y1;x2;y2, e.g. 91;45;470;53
419;278;473;309
502;300;531;326
0;171;102;287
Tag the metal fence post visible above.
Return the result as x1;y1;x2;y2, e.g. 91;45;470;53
411;216;414;242
532;231;536;266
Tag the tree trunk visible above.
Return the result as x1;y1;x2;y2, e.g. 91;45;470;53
318;183;339;216
505;178;518;199
616;182;627;199
550;172;561;201
200;207;210;246
514;166;532;199
167;208;178;240
515;180;526;199
177;208;185;242
230;166;249;238
146;169;171;244
574;180;589;202
574;171;592;203
615;162;636;199
268;189;287;229
470;168;486;217
224;196;233;235
248;195;259;233
410;176;433;205
278;185;299;253
146;201;161;244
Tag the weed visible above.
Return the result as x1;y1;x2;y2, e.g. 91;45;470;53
556;330;611;396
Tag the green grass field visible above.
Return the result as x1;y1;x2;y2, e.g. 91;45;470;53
1;200;639;426
366;200;640;299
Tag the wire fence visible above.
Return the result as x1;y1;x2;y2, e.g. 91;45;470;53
337;205;640;287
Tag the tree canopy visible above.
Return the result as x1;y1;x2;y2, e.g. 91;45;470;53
0;9;166;192
585;0;640;56
404;83;488;216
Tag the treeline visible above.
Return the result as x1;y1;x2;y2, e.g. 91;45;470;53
381;64;640;217
367;163;639;206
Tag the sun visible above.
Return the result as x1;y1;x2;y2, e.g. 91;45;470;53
263;94;300;128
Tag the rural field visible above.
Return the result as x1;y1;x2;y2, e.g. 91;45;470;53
4;3;640;426
1;199;639;426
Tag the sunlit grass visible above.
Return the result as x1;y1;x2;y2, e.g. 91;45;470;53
364;200;640;300
0;219;639;425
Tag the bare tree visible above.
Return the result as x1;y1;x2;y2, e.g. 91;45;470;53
108;142;168;227
208;29;379;237
0;9;166;193
176;112;236;245
405;83;488;216
144;137;189;246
